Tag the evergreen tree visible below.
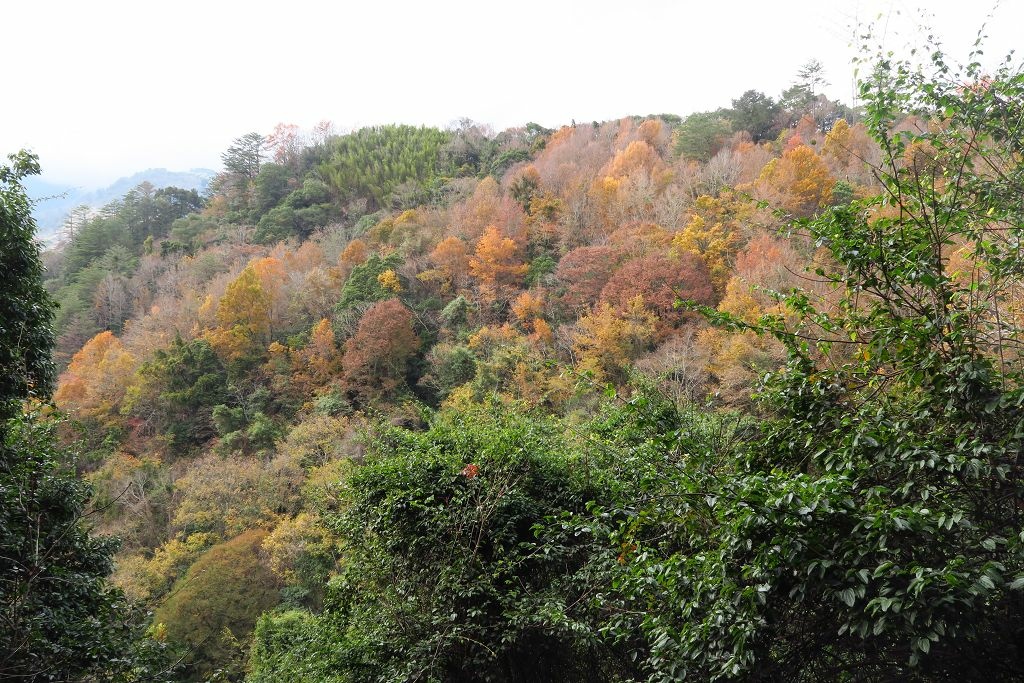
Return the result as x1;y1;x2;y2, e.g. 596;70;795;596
0;152;166;681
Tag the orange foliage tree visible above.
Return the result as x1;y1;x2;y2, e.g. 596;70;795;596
293;318;343;392
821;118;852;166
425;236;471;294
758;144;835;216
340;239;368;266
55;330;136;422
469;226;528;306
606;140;664;179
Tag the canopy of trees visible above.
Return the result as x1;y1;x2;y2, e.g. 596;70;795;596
24;28;1024;683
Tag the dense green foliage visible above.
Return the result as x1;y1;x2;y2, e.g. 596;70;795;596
0;152;56;421
127;337;230;455
254;176;337;243
0;153;169;681
0;414;158;681
673;112;732;162
318;125;452;210
250;404;635;682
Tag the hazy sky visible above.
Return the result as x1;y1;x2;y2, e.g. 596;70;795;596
4;0;1020;188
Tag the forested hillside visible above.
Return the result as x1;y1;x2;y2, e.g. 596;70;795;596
7;34;1024;682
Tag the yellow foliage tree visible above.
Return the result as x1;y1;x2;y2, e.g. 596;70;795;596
171;453;302;538
573;296;657;384
822;118;852;166
377;269;403;293
112;532;218;602
276;413;360;471
208;265;274;360
671;214;739;293
716;276;764;325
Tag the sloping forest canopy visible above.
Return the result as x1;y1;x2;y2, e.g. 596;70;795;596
4;34;1024;683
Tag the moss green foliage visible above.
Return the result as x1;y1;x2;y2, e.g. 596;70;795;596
154;529;280;681
422;342;477;399
336;252;404;309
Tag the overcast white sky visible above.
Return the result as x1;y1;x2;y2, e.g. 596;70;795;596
3;0;1020;188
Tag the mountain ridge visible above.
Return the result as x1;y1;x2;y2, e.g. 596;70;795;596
26;167;216;240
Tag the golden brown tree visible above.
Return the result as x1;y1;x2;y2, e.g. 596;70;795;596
469;226;528;306
573;296;657;385
54;331;137;422
757;144;835;216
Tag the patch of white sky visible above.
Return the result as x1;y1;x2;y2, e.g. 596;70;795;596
3;0;1019;187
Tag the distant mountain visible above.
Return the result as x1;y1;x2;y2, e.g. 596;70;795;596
26;168;217;241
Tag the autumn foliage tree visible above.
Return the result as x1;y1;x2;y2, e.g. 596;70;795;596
573;296;657;384
671;214;739;292
599;252;715;334
552;246;624;317
55;331;136;422
342;299;420;402
758;143;835;216
420;235;471;294
300;318;342;388
469;226;528;306
208;269;270;360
